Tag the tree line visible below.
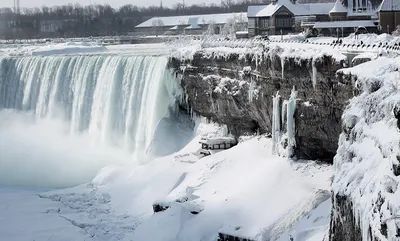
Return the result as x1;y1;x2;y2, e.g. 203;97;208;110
0;0;335;39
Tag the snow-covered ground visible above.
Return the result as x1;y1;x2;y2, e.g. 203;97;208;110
0;122;333;241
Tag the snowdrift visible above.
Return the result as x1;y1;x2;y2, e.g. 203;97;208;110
40;124;332;241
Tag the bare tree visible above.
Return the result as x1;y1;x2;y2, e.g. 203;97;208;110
152;18;164;37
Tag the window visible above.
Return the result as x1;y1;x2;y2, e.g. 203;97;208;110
259;18;270;29
275;15;293;29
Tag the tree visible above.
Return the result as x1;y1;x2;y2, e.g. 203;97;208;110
392;25;400;37
152;18;164;37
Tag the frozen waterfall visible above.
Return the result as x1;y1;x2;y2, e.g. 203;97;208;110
0;55;184;161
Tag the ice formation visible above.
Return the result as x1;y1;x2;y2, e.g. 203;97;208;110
272;92;281;154
332;57;400;241
286;87;297;157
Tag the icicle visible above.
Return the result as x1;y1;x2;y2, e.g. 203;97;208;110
221;124;229;137
286;87;297;157
281;56;285;80
248;76;254;102
272;91;281;154
281;100;288;130
312;58;317;89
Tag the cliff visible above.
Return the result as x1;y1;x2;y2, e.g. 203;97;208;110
169;45;352;161
330;57;400;241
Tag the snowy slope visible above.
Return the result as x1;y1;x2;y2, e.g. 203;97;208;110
24;123;333;241
332;57;400;240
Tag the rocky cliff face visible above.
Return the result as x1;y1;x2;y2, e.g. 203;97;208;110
169;49;352;161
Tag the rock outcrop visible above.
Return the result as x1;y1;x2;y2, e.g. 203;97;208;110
169;49;352;161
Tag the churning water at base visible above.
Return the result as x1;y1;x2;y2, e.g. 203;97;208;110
0;54;189;188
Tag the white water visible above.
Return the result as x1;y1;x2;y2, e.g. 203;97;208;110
0;54;186;188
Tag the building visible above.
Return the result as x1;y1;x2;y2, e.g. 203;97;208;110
378;0;400;33
247;0;334;36
313;0;379;36
134;12;247;36
247;0;384;37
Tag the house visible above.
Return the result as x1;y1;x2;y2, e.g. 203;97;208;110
134;12;247;36
247;0;334;37
378;0;400;33
313;0;379;36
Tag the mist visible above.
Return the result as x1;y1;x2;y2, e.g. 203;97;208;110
0;109;132;189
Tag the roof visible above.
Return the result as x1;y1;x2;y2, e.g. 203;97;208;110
302;3;335;15
199;137;237;145
247;5;283;17
248;0;334;17
135;12;247;28
313;20;377;29
185;17;201;29
378;0;400;11
330;0;347;13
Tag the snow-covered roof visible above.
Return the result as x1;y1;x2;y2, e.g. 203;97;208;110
247;5;283;17
199;137;237;145
330;0;347;13
313;20;376;29
248;0;334;17
185;17;201;29
135;12;247;28
378;0;400;11
302;3;335;15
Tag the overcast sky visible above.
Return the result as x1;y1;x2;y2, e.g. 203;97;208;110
0;0;221;9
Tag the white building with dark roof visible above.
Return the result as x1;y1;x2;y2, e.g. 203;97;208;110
135;12;247;36
247;0;334;36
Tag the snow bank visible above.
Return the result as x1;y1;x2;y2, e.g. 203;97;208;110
39;122;332;241
31;42;106;56
170;36;347;64
332;57;400;240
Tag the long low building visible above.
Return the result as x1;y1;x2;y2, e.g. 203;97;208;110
135;12;247;36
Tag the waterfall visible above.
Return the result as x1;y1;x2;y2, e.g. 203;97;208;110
0;55;183;161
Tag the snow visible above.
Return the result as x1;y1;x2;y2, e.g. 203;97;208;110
171;36;348;64
247;5;282;17
247;1;334;17
330;0;348;13
135;12;247;28
333;57;400;240
0;121;333;241
31;42;106;56
0;188;89;241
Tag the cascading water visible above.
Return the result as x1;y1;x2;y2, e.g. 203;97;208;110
0;54;190;188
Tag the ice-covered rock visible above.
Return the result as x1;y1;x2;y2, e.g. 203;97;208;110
330;57;400;241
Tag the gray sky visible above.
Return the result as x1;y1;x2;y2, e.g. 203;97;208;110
0;0;220;9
